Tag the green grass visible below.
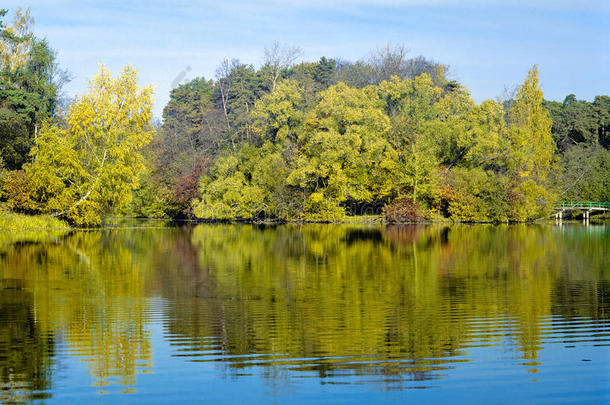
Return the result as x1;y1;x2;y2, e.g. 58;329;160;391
0;210;71;231
0;210;71;251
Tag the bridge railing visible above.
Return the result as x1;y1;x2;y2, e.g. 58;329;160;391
557;201;610;209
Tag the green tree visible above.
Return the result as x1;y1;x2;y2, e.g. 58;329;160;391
251;79;305;145
441;167;510;222
559;144;610;202
544;95;600;151
149;77;219;217
194;145;270;219
379;74;445;212
0;8;65;170
214;60;267;147
286;83;396;221
593;95;610;148
193;81;307;220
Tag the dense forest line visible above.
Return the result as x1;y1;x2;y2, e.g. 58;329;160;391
1;8;609;225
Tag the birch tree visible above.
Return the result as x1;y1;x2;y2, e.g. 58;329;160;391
21;65;154;225
0;7;34;72
215;58;237;132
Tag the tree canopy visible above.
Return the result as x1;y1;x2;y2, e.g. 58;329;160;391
190;66;560;222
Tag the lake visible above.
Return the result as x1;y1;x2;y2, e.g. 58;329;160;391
0;223;608;404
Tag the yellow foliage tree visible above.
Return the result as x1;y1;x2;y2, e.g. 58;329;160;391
507;66;556;220
14;65;154;225
0;7;34;72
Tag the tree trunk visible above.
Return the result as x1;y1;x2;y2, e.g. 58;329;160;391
51;149;107;218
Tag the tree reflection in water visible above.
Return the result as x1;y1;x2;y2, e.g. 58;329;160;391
0;223;607;399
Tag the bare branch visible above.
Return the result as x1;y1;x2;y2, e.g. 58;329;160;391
263;41;303;91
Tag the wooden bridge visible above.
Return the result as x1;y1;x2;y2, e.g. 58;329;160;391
553;201;610;220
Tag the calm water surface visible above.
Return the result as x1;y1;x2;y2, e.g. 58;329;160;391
0;223;608;404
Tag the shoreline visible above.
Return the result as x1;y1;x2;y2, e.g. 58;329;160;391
3;211;608;233
106;214;609;227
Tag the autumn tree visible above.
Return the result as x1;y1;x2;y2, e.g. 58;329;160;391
6;65;154;225
506;66;555;220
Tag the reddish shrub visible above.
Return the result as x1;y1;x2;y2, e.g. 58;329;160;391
383;197;422;223
171;157;209;217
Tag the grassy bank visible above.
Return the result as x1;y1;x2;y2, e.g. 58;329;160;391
0;210;71;231
0;211;71;251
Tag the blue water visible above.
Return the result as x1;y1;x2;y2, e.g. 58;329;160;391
0;223;608;404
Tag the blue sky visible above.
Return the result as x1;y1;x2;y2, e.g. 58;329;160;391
3;0;609;117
